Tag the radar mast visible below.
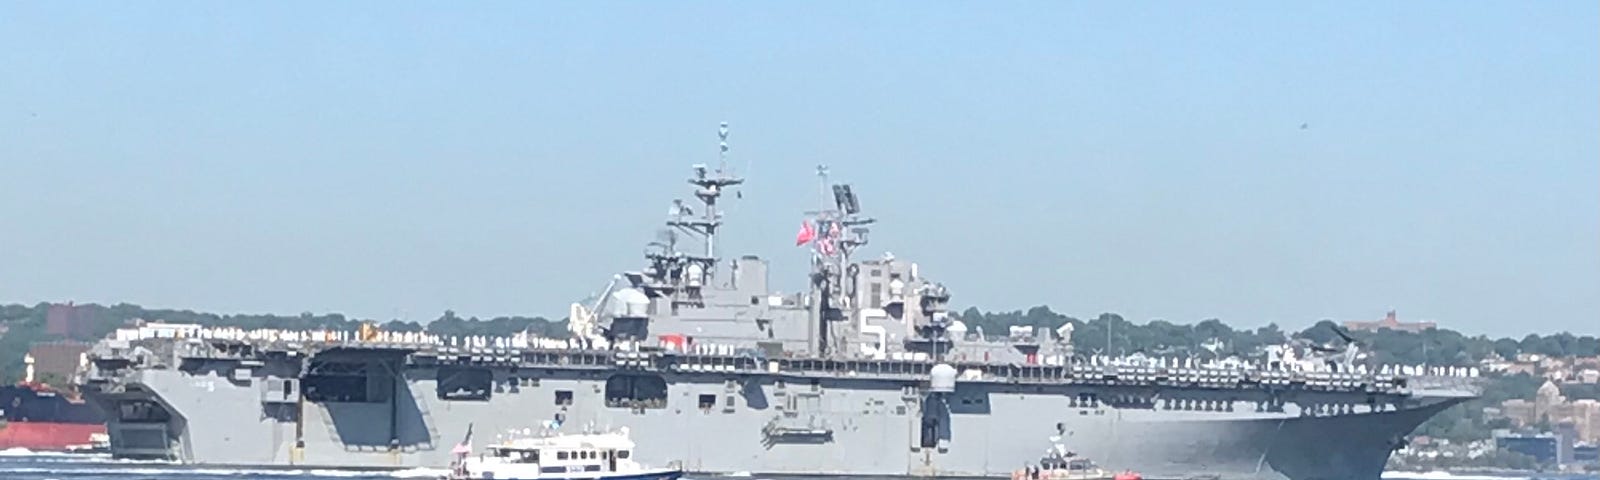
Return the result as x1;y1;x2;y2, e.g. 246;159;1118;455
638;123;744;310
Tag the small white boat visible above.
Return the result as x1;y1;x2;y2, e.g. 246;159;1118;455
1011;437;1140;480
445;425;682;480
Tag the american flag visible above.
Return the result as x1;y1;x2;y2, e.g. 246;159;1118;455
818;221;842;256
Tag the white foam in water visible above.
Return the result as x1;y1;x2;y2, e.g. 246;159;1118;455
1383;471;1532;480
388;467;451;478
0;448;35;456
0;465;449;477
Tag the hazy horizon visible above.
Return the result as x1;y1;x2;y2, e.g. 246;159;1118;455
3;2;1596;338
1;299;1589;340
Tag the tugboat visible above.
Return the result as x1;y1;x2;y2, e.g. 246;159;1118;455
1012;437;1141;480
445;423;682;480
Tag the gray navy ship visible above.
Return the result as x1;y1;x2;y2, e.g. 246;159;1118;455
78;125;1479;480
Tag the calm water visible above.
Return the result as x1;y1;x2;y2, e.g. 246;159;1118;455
2;451;1593;480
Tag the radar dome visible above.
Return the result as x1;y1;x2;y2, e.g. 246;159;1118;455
947;321;969;340
930;363;957;393
610;288;650;318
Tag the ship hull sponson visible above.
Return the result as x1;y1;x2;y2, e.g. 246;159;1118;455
90;368;1464;480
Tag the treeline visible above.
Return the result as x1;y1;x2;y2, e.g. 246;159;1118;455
956;306;1600;366
0;302;569;382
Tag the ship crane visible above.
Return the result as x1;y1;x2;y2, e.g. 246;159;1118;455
567;275;623;342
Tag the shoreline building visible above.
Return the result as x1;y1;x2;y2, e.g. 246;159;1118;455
1343;311;1436;333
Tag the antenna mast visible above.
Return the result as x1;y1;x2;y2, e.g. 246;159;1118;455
719;122;730;170
816;164;829;219
675;122;743;261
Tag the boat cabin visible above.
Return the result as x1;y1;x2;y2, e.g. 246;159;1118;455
485;444;632;473
1039;456;1098;472
457;431;644;479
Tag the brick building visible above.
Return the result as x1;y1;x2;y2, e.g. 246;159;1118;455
1342;310;1436;333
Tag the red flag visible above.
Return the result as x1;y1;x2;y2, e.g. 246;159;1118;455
795;221;816;246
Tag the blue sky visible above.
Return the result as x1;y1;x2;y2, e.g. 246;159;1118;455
1;2;1595;337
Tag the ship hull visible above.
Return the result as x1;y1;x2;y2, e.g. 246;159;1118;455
1;384;108;452
0;421;107;451
85;367;1466;480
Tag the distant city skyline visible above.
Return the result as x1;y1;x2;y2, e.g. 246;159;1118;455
2;2;1595;338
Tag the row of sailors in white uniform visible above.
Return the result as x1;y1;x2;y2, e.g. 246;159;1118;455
1082;354;1479;377
116;324;1479;378
117;324;737;354
117;324;600;350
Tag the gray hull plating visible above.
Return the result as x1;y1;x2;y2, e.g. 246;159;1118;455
90;364;1464;480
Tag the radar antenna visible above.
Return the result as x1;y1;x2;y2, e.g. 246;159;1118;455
643;123;744;309
668;122;744;261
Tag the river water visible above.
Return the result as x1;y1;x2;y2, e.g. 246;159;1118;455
1;450;1592;480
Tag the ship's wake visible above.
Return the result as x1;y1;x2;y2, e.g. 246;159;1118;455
0;451;448;479
1383;471;1533;480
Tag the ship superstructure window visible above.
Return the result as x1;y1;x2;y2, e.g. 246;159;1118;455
436;366;494;401
558;451;569;460
116;399;171;422
604;374;668;409
698;394;716;410
302;358;393;403
555;390;574;406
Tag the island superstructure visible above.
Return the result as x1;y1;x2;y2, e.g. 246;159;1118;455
77;125;1480;480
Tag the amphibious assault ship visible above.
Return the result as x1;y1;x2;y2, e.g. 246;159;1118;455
77;126;1479;480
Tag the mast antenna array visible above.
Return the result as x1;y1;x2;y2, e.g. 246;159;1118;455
668;122;744;262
